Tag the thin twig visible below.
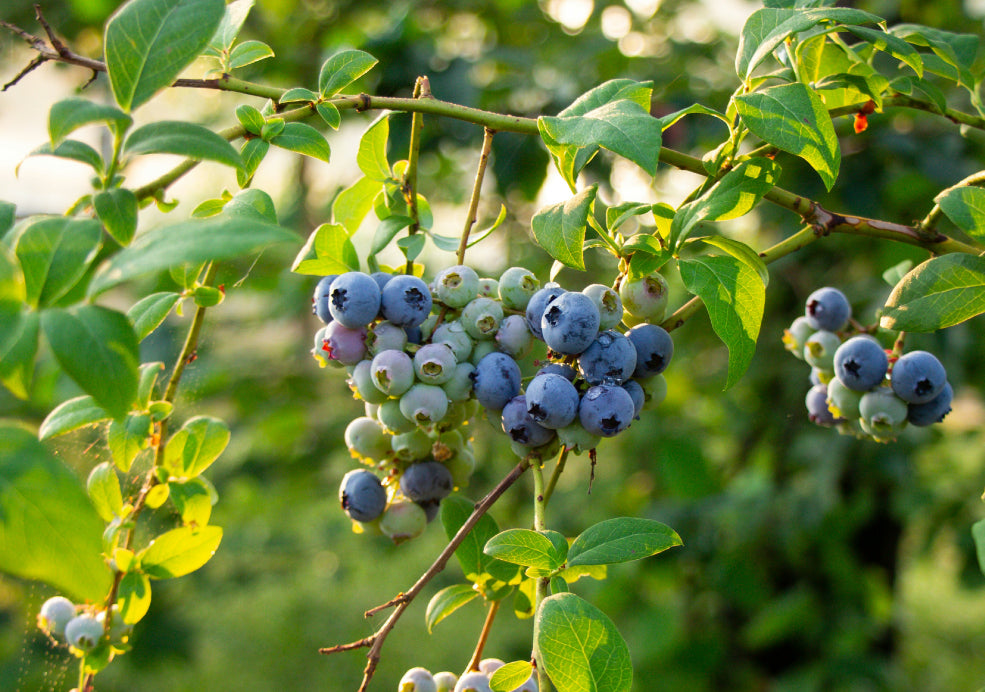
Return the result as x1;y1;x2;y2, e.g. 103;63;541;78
464;600;501;674
456;128;496;264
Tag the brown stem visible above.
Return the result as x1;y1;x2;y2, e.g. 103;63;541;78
457;128;496;264
319;459;530;692
464;600;501;674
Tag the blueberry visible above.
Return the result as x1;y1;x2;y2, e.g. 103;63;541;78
377;398;417;434
414;343;458;385
329;272;382;328
525;284;566;340
462;297;504;340
323;321;368;365
891;350;947;404
498;266;540;311
557;420;602;454
579;384;635;437
502;395;557;447
907;381;953;426
826;377;862;420
454;671;492;692
435;265;480;308
370;271;393;293
471;352;521;411
859;387;909;437
380;499;427;543
525;373;580;429
399;667;437;692
477;277;499;298
583;283;624;331
444;446;476;489
579;330;637;385
365;320;408;357
65;613;103;652
38;596;75;639
399;383;450;426
637;373;667;407
382;274;433;327
626;323;674;377
434;671;459;692
442;362;476;402
96;604;131;647
312;274;339;324
401;460;454;502
803;330;841;371
478;659;505;675
371;349;416;396
349;360;389;404
619;272;669;322
344;416;392;462
782;316;815;359
806;384;838;426
805;286;851;332
834;336;888;392
622;379;645;417
339;469;387;522
495;314;533;358
391;429;432;463
541;292;601;355
469;340;499;366
433;320;474;362
536;362;577;381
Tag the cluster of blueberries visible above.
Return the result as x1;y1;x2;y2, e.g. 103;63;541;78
783;286;953;441
36;595;130;657
398;658;536;692
313;265;673;542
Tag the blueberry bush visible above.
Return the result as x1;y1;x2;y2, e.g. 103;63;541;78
2;0;985;690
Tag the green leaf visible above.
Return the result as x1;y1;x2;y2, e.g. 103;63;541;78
292;223;359;275
972;519;985;577
86;462;124;522
843;25;923;78
531;186;598;271
484;529;566;571
699;237;769;287
118;571;152;624
224;188;278;224
124;121;243;169
0;311;39;399
137;362;165;409
441;496;519;584
238;137;269;187
882;259;914;287
0;201;15;237
139;525;222;579
539;99;663;177
13;216;102;308
39;395;110;440
41;306;140;419
736;7;881;79
206;0;252;53
357;115;392;181
490;661;534;692
671;158;780;249
889;76;947;115
270;122;331;163
107;413;152;473
879;254;985;332
162;415;230;478
935;186;985;242
169;478;214;526
397;234;425;261
279;87;319;104
657;102;730;131
48;98;132;145
535;592;633;692
567;518;681;567
370;216;413;256
105;0;225;112
735;83;839;190
333;176;380;235
0;241;26;311
235;104;265;135
128;292;182;341
228;40;274;69
891;24;978;87
88;216;297;296
0;424;112;602
550;576;570;594
21;140;105;175
678;254;765;389
425;583;479;633
317;102;342;130
318;49;379;98
94;188;139;246
606;202;654;234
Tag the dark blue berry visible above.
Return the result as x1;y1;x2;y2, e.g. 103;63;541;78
579;384;635;437
891;350;947;404
381;274;432;327
329;272;381;328
525;373;580;429
471;352;521;411
805;287;851;332
626;323;674;377
525;284;566;340
501;395;556;447
541;292;600;355
578;330;637;385
340;469;387;522
833;336;887;392
312;274;339;324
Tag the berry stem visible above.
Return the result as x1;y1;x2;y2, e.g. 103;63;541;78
402;77;429;274
456;127;496;265
542;447;568;507
464;600;500;674
530;460;552;692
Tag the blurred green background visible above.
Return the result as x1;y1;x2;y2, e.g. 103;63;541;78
2;0;985;690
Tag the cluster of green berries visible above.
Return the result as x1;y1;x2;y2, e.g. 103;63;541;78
37;596;131;656
312;266;673;541
398;658;537;692
783;287;953;441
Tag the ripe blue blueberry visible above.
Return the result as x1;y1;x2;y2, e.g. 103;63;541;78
891;350;947;404
312;274;339;324
435;265;480;308
399;667;438;692
536;362;577;381
399;383;450;426
804;286;851;332
622;379;645;418
498;266;540;311
65;613;103;652
38;596;76;639
400;460;454;502
626;323;674;377
525;284;566;340
583;283;624;331
471;352;521;411
579;384;635;437
371;349;415;396
806;384;838;426
382;274;433;327
339;469;387;522
834;336;888;392
541;292;601;355
579;330;637;385
525;373;580;429
329;272;382;328
907;381;953;426
502;395;557;447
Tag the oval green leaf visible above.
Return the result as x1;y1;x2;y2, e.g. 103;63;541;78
108;413;152;473
531;186;597;271
318;49;379;98
0;311;39;400
128;292;182;341
87;462;124;522
228;40;274;69
39;395;110;440
567;518;682;567
292;223;360;275
880;253;985;332
13;216;102;308
118;571;152;624
357;114;392;181
94;188;139;246
124;121;243;169
162;415;231;478
140;525;223;579
484;529;564;571
490;661;534;692
935;186;985;242
22;140;105;175
48;98;132;144
425;583;479;633
270;122;331;163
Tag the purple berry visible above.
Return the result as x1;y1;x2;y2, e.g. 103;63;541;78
579;384;635;437
834;336;887;392
805;286;851;332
